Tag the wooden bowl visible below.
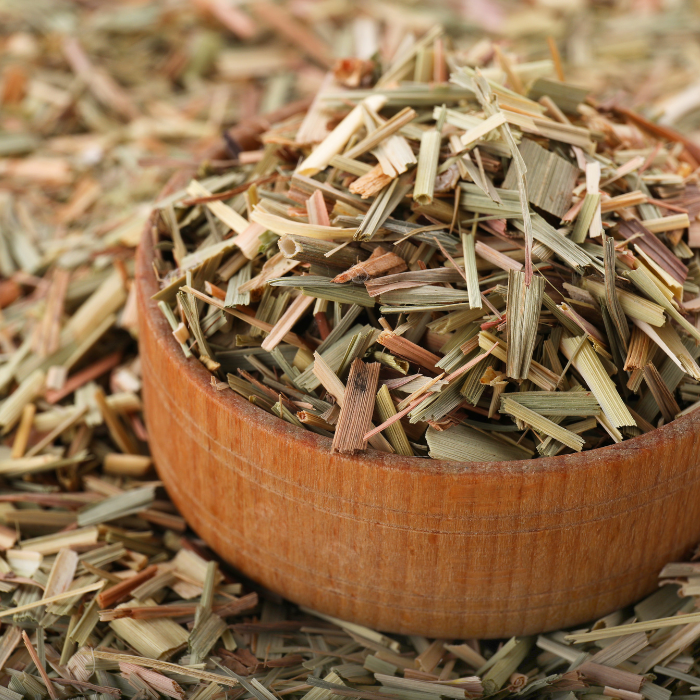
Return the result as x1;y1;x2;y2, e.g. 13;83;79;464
136;192;700;641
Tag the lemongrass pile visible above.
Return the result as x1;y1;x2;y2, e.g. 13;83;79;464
152;27;700;462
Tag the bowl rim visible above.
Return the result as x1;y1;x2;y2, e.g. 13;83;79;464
137;180;700;478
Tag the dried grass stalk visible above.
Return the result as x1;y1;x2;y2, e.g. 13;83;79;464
332;359;380;454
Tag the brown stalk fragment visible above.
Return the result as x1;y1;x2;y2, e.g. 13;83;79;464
22;631;58;700
643;363;681;422
624;328;653;372
97;564;158;609
332;247;407;283
603;235;630;348
350;164;393;198
331;360;380;454
618;220;688;285
377;332;442;374
577;662;645;693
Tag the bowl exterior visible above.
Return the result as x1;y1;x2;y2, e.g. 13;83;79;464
137;214;700;638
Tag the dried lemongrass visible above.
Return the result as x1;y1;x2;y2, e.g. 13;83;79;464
355;177;411;240
120;662;186;700
332;359;380;454
21;631;58;700
500;397;585;452
261;294;315;352
603;235;630;348
9;403;33;459
375;673;477;698
189;612;227;665
643;363;681;422
583;279;666;327
571;193;601;245
64;271;127;343
377;332;441;373
298;95;387;176
590;632;649;667
77;487;155;527
560;336;635;428
414;127;442;207
474;240;523;272
109;600;190;660
103;453;153;477
501;391;600;416
270;276;375;307
461;232;481;309
137;19;700;470
643;214;691;234
187;180;249;236
329;155;373;176
21;526;99;556
479;331;559;392
0;581;103;619
482;637;533;693
375;385;413;457
505;270;544;380
345;107;417;160
634;320;700;380
94;387;138;455
0;627;22;670
279;236;367;270
502;139;578;219
93;651;239;687
333;247;406;283
19;9;700;698
577;663;645;693
0;370;45;433
43;549;78;600
426;424;527;462
627;268;700;342
251;208;357;240
470;72;534;283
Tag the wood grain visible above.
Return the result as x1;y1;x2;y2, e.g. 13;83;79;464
136;177;700;639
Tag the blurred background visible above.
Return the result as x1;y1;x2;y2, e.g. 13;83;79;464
2;0;700;268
